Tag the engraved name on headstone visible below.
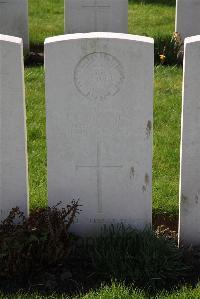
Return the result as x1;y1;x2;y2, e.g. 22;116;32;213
45;32;153;236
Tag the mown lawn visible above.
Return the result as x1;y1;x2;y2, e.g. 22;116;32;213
25;66;47;209
153;66;182;215
29;0;176;49
29;0;64;49
129;0;175;38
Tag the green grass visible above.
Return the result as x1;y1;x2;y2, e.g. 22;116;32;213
128;0;175;38
153;66;182;215
28;0;176;50
29;0;64;49
25;67;46;209
2;283;200;298
78;283;200;299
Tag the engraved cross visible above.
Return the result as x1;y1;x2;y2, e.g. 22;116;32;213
76;142;122;213
81;0;111;31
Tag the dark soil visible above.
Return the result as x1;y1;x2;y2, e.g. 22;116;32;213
25;51;44;66
153;214;178;233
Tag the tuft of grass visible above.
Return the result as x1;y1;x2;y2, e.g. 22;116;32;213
79;283;144;299
159;284;200;298
154;34;183;65
79;283;200;299
0;294;70;299
78;283;200;299
89;225;189;291
2;283;200;298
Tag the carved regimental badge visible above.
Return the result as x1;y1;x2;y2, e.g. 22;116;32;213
74;52;124;101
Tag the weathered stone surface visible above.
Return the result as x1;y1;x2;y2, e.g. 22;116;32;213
176;0;200;40
179;36;200;246
0;35;28;219
45;32;153;236
0;0;29;52
65;0;128;34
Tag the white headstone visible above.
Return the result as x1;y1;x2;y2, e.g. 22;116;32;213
0;0;29;52
45;32;153;236
176;0;200;41
0;35;28;219
179;36;200;246
65;0;128;34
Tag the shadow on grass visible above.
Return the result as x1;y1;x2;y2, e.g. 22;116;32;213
0;221;191;296
129;0;175;7
25;43;44;66
27;34;183;67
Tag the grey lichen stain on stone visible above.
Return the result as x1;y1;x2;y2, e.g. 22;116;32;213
146;120;152;138
145;173;149;186
130;167;135;180
181;194;192;214
181;194;188;203
142;174;150;193
195;191;200;204
183;191;200;205
142;185;146;192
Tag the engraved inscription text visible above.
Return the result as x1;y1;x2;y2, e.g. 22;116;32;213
74;52;124;101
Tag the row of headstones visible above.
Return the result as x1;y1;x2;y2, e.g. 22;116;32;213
2;0;200;52
1;31;200;246
0;0;128;53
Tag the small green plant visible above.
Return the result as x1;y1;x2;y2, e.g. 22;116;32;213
0;201;80;283
155;33;183;65
90;224;189;291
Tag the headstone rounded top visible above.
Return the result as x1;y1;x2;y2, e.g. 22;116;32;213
185;35;200;44
0;34;22;44
45;32;154;45
74;52;124;101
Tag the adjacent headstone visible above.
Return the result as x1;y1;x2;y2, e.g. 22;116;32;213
0;35;28;219
176;0;200;41
179;36;200;246
65;0;128;34
0;0;29;52
45;32;153;236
